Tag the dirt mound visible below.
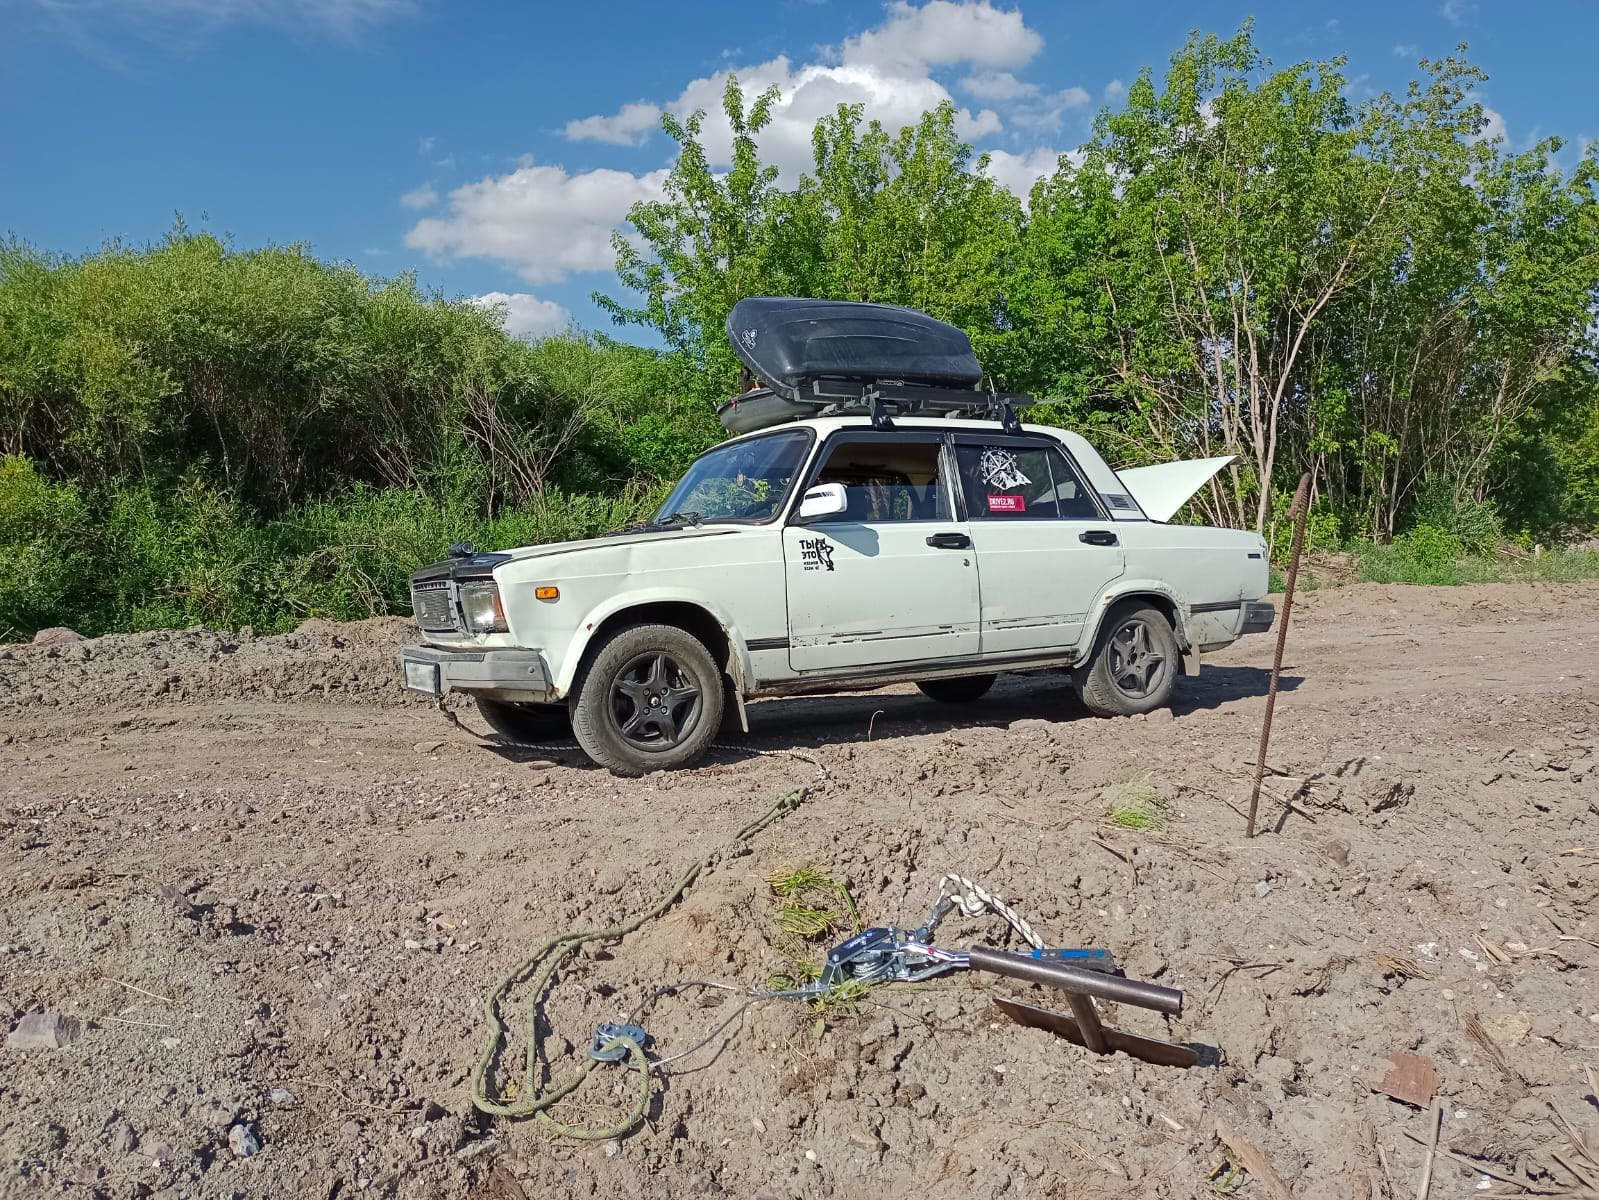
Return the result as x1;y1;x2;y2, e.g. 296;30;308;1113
1;616;421;715
2;581;1597;1198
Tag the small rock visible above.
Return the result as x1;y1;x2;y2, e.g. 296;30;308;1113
603;1138;621;1159
145;1139;176;1165
804;1148;818;1163
1320;838;1350;867
159;1036;180;1050
1254;880;1272;898
1146;707;1173;724
111;1123;139;1153
32;627;84;646
6;1011;81;1051
268;1088;296;1107
227;1123;262;1158
750;1117;766;1135
404;939;424;951
198;1098;237;1130
413;740;445;754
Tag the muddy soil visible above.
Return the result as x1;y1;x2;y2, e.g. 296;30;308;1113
2;582;1596;1200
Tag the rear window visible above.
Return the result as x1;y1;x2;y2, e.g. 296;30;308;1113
954;442;1101;520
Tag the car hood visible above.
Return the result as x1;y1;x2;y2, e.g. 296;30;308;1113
501;524;743;561
1115;455;1236;523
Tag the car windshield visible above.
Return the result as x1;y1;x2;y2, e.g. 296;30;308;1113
652;429;812;525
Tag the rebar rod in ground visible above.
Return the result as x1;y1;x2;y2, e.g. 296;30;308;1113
1246;472;1312;839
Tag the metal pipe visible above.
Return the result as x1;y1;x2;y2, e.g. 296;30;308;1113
1247;470;1312;839
963;946;1184;1015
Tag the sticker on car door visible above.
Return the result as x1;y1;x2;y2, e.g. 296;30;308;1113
986;494;1026;513
797;536;835;571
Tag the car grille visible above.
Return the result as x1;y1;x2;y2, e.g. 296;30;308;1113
411;581;458;633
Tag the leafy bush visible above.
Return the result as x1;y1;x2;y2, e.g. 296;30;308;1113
1265;487;1344;563
1359;524;1466;586
0;455;96;639
1408;478;1502;555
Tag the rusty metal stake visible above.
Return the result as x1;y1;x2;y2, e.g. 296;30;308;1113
1246;471;1312;839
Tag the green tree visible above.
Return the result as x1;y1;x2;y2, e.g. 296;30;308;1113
598;82;1026;401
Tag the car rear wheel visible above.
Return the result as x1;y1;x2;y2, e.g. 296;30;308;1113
475;697;572;745
1074;602;1178;717
570;623;724;776
915;674;997;704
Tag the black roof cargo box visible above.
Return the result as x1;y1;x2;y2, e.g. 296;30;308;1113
726;297;983;402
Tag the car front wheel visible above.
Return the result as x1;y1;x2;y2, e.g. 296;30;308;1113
570;623;724;776
1074;602;1179;717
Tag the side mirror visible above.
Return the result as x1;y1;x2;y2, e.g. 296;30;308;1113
796;482;847;522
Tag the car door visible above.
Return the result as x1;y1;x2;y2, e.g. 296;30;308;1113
951;433;1126;656
784;431;980;672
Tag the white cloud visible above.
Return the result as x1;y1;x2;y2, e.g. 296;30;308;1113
640;53;1009;183
411;3;1075;279
1478;104;1507;143
565;101;663;146
566;3;1056;183
981;146;1080;201
405;160;669;283
841;0;1041;74
1008;86;1091;134
399;184;437;210
1440;0;1475;26
470;292;571;340
959;71;1038;102
1392;43;1418;57
1103;78;1125;100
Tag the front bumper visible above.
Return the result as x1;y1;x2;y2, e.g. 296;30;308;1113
400;645;550;700
1240;601;1276;636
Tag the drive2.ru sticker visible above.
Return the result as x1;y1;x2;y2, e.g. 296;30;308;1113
987;494;1025;513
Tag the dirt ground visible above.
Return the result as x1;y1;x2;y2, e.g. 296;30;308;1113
2;581;1597;1200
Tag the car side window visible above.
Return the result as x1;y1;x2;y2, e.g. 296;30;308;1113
955;442;1102;520
809;436;950;523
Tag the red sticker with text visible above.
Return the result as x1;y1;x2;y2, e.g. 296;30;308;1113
987;494;1025;512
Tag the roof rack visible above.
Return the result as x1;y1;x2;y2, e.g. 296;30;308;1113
718;377;1032;436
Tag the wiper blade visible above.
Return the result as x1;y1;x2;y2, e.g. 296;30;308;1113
604;510;703;536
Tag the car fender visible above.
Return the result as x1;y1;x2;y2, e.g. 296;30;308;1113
553;587;755;698
1078;578;1194;664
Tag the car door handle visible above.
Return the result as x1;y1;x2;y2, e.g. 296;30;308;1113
926;532;971;550
1079;529;1119;546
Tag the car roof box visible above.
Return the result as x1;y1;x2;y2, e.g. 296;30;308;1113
726;297;983;403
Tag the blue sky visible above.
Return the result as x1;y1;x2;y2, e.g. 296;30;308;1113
3;0;1593;343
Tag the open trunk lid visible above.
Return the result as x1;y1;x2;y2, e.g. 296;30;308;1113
1115;455;1235;523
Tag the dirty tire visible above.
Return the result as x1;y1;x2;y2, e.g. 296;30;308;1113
570;623;724;776
475;697;572;745
915;674;997;704
1074;602;1178;717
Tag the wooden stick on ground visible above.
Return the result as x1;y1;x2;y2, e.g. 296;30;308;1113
1214;1115;1295;1200
1416;1101;1443;1200
1247;470;1311;839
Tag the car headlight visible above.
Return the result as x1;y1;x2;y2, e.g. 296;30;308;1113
458;581;508;633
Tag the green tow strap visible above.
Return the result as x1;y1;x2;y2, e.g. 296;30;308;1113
468;786;811;1139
